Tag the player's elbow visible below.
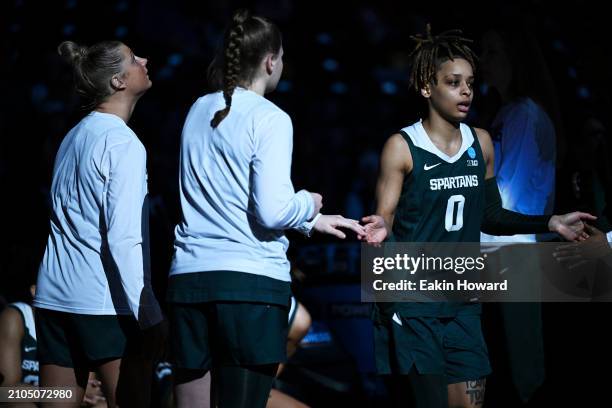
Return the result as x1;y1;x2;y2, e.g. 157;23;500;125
256;204;290;229
257;198;305;230
258;213;285;229
481;215;503;235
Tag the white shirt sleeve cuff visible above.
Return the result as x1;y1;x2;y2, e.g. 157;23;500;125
294;213;322;237
606;231;612;248
297;189;315;223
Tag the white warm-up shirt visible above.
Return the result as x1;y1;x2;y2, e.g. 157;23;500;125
35;111;161;328
170;88;315;282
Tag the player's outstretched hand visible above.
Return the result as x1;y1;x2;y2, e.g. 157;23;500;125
360;215;388;247
548;212;597;241
313;215;366;239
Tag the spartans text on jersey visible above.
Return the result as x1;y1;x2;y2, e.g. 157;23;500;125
430;175;479;191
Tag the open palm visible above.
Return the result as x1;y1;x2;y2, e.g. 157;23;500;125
549;212;597;241
361;215;388;247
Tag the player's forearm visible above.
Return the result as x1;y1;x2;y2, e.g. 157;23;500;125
374;211;394;235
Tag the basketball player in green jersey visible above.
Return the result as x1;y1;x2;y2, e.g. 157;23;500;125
361;26;595;408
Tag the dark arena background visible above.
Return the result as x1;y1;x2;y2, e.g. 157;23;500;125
1;0;611;406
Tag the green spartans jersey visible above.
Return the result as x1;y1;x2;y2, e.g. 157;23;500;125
393;121;486;243
378;121;486;318
9;302;39;385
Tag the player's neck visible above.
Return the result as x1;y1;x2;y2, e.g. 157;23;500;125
422;113;461;144
95;95;138;123
248;76;268;96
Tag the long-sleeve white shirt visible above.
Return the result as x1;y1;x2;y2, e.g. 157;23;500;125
34;111;161;328
170;88;314;282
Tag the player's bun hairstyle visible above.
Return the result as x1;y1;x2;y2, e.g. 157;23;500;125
58;40;125;108
208;9;282;128
409;24;478;92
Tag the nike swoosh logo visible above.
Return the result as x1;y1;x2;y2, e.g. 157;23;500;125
392;313;403;326
24;347;36;352
424;163;441;170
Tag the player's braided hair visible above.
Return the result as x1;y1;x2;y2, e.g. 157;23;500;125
408;24;477;92
209;9;282;128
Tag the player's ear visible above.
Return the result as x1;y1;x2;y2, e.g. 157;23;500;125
111;74;127;90
421;84;431;99
264;53;275;75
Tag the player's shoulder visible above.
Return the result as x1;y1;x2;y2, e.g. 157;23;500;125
380;132;412;172
384;132;412;159
471;126;493;150
387;132;410;148
0;306;25;339
471;126;492;142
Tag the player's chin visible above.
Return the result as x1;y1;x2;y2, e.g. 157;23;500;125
452;109;469;121
442;109;467;123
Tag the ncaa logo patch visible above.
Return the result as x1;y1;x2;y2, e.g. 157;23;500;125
467;147;476;159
